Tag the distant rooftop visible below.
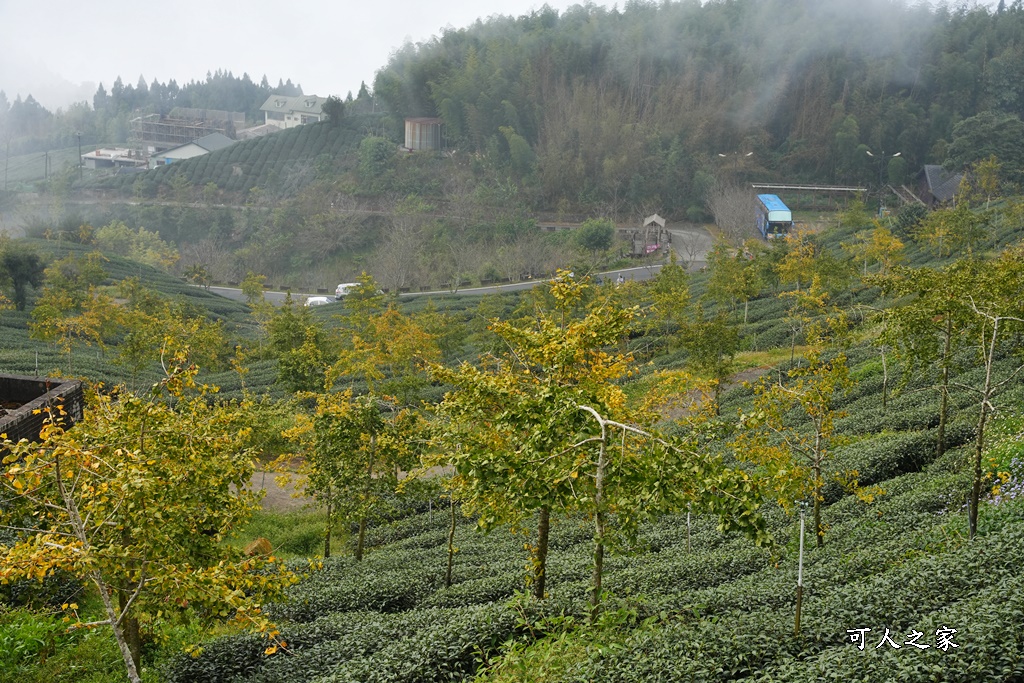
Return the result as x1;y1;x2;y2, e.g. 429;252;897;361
259;94;326;115
236;123;281;140
150;132;236;161
923;164;963;203
83;146;137;159
190;132;237;152
82;146;146;168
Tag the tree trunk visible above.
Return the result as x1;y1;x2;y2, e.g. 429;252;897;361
590;431;608;621
95;573;142;683
355;517;367;561
591;540;604;621
812;462;823;548
56;455;140;683
794;507;805;635
969;319;998;541
969;401;989;540
532;507;550;599
118;589;142;675
686;506;691;553
445;494;456;589
117;526;143;673
880;347;888;410
324;500;332;559
355;434;376;562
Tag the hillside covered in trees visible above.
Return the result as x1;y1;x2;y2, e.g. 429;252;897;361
4;1;1024;296
5;1;1024;216
0;71;307;159
371;0;1024;215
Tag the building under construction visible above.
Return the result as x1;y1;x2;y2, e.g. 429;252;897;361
129;107;245;156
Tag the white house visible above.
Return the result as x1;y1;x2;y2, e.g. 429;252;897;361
148;132;236;168
82;147;146;170
259;95;326;129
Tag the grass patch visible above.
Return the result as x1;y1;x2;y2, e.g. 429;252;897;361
0;606;126;683
731;346;806;373
230;508;335;558
476;605;646;683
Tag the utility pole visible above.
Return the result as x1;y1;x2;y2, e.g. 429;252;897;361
77;132;82;179
718;150;754;174
865;149;900;217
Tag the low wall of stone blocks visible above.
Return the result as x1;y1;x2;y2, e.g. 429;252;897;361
0;375;84;444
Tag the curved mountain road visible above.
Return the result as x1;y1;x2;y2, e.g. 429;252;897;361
209;224;713;305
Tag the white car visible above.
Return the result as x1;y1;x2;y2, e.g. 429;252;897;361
335;282;360;299
304;296;332;307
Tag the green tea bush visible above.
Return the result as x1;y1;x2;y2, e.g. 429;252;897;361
744;295;790;324
271;560;442;622
759;580;1024;682
0;569;82;609
586;608;808;682
603;543;771;598
169;603;541;683
838;371;884;404
635;514;728;553
419;572;523;608
162;633;264;682
744;319;793;350
244;610;449;683
316;603;518;683
581;501;1024;682
825;429;942;498
757;541;1024;681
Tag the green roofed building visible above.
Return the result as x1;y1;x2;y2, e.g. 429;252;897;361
149;132;237;168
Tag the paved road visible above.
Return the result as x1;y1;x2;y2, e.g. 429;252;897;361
668;224;716;271
206;224;714;306
209;264;669;305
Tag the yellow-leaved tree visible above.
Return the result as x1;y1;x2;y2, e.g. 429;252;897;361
284;390;427;560
733;312;854;549
429;273;769;615
278;273;438;559
874;250;1024;539
0;352;299;683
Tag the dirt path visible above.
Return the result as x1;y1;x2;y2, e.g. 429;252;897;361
247;369;770;513
727;366;774;389
248;471;311;512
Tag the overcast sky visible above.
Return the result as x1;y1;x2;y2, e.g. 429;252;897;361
0;0;583;111
1;0;1003;112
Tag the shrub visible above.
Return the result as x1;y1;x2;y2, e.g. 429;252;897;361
0;569;82;609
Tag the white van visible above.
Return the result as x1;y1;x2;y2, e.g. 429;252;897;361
335;282;360;299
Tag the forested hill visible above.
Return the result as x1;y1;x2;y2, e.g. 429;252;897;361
6;1;1024;223
373;0;1024;214
0;71;306;158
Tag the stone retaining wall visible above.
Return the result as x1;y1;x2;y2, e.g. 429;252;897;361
0;375;84;444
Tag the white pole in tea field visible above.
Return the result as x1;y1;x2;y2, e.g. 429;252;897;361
795;501;806;634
